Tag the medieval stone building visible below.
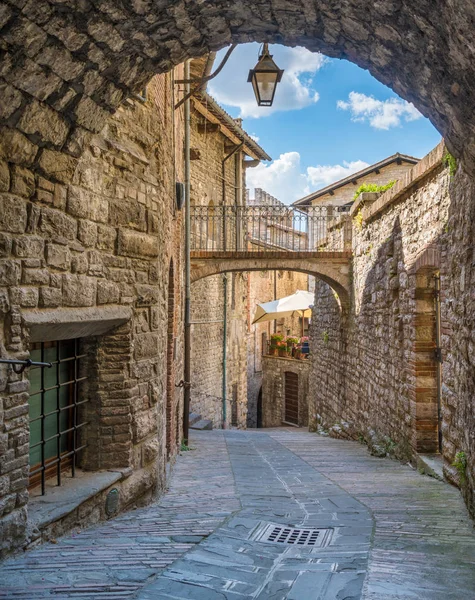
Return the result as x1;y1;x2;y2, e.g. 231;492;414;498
0;69;187;557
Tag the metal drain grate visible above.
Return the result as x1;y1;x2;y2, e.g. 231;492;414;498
250;523;332;547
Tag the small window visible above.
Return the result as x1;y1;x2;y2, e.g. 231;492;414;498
28;339;88;495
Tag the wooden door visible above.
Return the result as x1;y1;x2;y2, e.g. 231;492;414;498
284;372;299;425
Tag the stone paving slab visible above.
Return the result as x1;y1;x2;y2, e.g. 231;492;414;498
0;432;239;599
267;428;475;600
138;431;372;599
0;429;474;599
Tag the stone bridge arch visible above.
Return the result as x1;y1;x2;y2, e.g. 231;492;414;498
1;2;475;167
191;252;351;308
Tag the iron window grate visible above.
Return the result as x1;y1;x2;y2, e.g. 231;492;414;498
250;523;332;547
28;338;88;495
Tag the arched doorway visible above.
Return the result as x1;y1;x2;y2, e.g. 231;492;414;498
257;387;263;428
284;371;299;426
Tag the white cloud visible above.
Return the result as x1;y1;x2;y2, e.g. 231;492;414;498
307;160;370;188
249;133;260;142
246;152;369;205
337;91;422;129
208;44;326;119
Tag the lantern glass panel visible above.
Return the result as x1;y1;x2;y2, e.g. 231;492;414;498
254;72;278;105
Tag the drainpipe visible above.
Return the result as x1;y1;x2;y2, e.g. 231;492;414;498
222;274;228;428
434;273;443;453
220;144;242;429
183;60;191;445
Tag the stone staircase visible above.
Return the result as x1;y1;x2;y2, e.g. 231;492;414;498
189;412;213;431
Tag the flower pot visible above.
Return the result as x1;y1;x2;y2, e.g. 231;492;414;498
278;349;288;358
269;347;278;356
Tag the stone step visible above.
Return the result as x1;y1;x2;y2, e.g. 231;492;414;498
190;419;213;431
189;412;202;426
417;453;444;481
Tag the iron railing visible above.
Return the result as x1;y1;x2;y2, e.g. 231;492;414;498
190;205;352;252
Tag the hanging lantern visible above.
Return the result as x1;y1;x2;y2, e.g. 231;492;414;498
247;43;284;107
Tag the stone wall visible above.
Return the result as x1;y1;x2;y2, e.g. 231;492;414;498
189;104;248;429
310;143;475;515
261;355;310;428
0;72;185;557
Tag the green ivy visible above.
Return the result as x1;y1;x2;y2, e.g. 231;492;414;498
353;180;396;201
452;451;467;484
353;209;363;231
443;151;457;177
322;331;329;344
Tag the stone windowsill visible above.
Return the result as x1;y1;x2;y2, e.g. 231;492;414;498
28;469;126;530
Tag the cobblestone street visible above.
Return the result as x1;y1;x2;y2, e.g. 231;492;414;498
0;429;474;599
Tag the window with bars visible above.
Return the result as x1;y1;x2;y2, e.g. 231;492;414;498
28;339;88;495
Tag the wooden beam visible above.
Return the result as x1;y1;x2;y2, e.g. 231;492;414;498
191;98;261;161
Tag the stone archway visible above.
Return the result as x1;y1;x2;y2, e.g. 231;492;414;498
1;2;475;167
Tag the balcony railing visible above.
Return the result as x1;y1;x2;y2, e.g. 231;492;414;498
190;205;351;253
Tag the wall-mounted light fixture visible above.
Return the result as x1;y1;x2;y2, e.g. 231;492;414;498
247;43;284;107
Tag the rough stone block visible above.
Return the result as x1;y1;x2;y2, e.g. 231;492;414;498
39;149;78;184
18;100;69;147
117;230;158;258
71;253;88;274
45;243;71;270
22;268;49;285
134;333;159;361
10;286;38;307
53;184;67;210
78;220;97;247
97;280;120;304
10;165;35;198
0;195;27;234
39;206;77;240
96;224;116;252
39;286;62;308
0;160;9;192
13;236;44;258
0;81;22;120
0;233;12;257
0;127;38;166
62;274;96;306
74;96;110;133
142;438;159;464
135;284;159;306
0;260;21;286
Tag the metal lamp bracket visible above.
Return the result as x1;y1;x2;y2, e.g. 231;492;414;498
0;358;53;374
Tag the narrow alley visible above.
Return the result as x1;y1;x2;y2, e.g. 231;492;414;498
1;429;473;600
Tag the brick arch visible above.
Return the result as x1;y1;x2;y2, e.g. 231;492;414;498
1;2;475;170
190;255;351;309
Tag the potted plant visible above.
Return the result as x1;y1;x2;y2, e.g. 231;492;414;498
286;336;299;356
269;333;284;356
277;340;288;357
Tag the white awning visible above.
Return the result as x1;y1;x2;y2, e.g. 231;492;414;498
252;290;314;324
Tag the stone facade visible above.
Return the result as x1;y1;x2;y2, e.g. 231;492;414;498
261;355;310;428
310;143;475;516
188;88;268;429
0;72;186;557
247;268;309;428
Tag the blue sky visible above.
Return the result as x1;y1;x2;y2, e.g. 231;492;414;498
208;44;441;204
